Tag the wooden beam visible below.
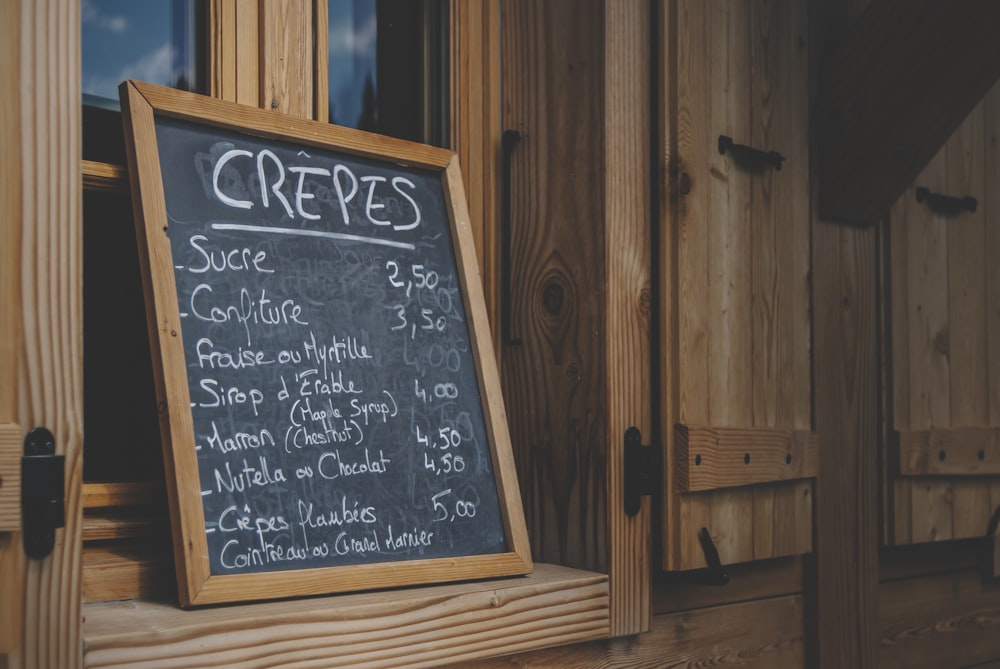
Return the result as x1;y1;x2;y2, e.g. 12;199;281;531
818;0;1000;224
675;426;819;493
809;1;881;665
897;428;1000;476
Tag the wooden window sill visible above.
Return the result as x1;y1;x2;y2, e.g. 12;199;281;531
82;563;609;669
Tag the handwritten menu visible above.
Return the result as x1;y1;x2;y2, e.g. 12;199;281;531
153;117;507;575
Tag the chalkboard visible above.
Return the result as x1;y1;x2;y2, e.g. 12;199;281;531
120;81;531;607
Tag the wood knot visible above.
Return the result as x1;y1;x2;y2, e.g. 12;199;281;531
542;278;566;316
637;288;651;316
933;329;949;355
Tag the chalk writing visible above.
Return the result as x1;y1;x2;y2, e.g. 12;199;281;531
154;117;507;575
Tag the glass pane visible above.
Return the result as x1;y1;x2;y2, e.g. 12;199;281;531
82;0;204;110
328;0;447;145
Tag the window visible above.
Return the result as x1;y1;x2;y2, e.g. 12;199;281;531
80;0;450;604
326;0;447;145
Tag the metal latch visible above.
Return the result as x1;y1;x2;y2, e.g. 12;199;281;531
22;427;65;559
624;427;659;516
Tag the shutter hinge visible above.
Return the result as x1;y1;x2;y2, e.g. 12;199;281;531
22;427;65;559
624;427;660;517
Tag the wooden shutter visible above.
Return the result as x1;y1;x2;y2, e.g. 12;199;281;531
661;0;815;570
886;82;1000;546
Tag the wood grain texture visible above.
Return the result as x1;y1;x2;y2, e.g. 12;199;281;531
665;0;813;570
887;87;1000;545
260;0;312;118
82;564;610;669
447;594;804;669
500;0;608;573
82;482;162;510
675;425;818;492
0;0;21;427
603;0;653;637
0;426;19;532
0;0;22;655
0;533;23;655
898;429;1000;476
313;0;328;123
209;0;259;107
811;218;880;669
818;0;1000;224
988;83;1000;428
11;1;84;667
82;544;172;604
810;0;881;653
81;161;127;192
880;569;1000;669
450;1;502;347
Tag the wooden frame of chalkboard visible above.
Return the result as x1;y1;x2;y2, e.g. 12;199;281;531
119;80;532;607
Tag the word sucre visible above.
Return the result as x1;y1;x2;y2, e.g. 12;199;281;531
210;147;423;232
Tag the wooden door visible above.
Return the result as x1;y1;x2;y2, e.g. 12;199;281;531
0;1;84;667
886;81;1000;546
660;0;815;570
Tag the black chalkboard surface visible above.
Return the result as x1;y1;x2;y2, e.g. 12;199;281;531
120;81;531;607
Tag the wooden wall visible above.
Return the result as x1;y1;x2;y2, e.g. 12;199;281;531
462;0;1000;666
887;80;1000;546
7;0;1000;666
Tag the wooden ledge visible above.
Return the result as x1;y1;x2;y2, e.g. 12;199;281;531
82;563;610;669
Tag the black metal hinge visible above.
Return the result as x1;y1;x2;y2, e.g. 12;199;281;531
22;427;65;559
624;427;660;517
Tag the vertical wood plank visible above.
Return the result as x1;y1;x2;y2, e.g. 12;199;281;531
659;0;681;571
235;1;260;107
501;0;607;572
946;105;991;538
946;105;987;428
11;0;84;667
705;0;754;564
209;1;236;101
673;0;713;569
907;151;950;431
986;83;1000;520
0;0;22;654
988;83;1000;429
749;0;811;560
313;0;328;122
811;222;879;669
749;0;810;432
604;0;652;636
210;0;260;107
907;148;953;542
888;178;913;545
810;1;879;666
260;0;313;119
450;0;502;349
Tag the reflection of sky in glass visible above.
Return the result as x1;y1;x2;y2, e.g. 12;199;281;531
82;0;197;108
328;0;377;128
